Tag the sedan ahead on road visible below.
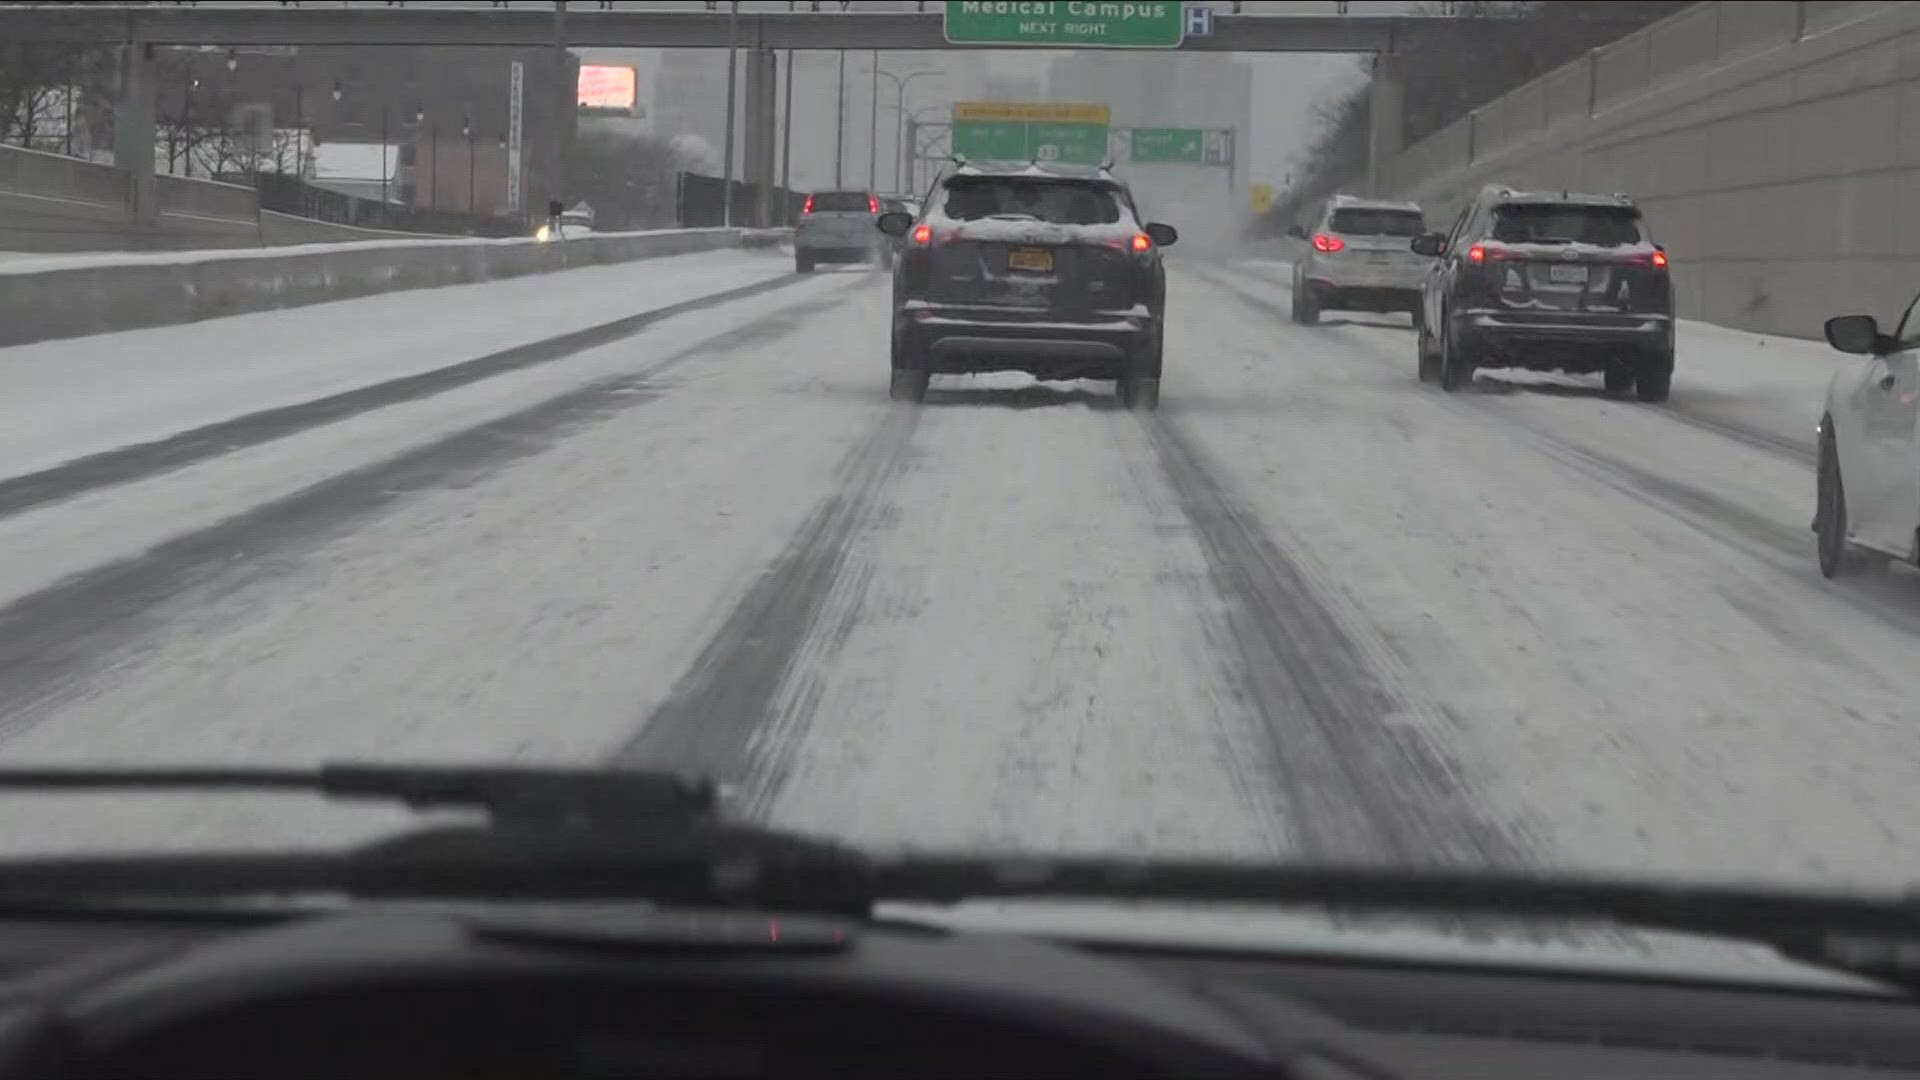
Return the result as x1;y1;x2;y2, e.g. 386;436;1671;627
875;161;1177;409
1815;296;1920;577
794;190;889;273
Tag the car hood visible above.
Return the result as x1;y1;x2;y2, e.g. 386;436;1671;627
874;898;1894;994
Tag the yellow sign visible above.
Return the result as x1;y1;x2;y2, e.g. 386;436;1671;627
1250;182;1273;215
951;101;1111;125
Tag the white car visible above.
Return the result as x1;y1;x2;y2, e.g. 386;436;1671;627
1814;295;1920;576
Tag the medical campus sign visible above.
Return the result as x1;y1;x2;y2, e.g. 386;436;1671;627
943;1;1187;49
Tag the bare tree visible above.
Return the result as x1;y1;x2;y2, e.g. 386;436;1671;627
0;41;111;154
567;126;684;230
1274;0;1693;214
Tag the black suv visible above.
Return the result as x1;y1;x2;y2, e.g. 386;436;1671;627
874;162;1177;409
1412;186;1674;401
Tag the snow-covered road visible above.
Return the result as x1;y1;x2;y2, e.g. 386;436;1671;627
1;249;1916;891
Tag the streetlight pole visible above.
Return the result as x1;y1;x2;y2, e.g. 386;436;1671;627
867;50;878;191
833;50;846;188
865;70;938;196
720;0;739;227
380;103;390;205
463;113;473;214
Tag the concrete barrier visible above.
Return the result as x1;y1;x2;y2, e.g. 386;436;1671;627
0;226;792;348
1377;0;1920;338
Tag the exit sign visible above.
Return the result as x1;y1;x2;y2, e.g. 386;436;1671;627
943;1;1187;49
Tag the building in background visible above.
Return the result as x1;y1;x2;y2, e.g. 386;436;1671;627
151;44;575;219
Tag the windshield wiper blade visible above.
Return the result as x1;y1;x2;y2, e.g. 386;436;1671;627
0;763;718;819
0;766;1917;987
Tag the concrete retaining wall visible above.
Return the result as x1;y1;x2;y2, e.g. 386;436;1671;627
0;143;275;252
0;227;789;348
1380;0;1920;338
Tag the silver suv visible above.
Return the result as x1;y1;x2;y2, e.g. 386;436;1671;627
794;190;890;273
1287;195;1431;326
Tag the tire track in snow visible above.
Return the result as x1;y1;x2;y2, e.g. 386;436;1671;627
615;402;921;815
1195;264;1920;642
0;272;818;521
0;290;855;731
1208;260;1816;467
1138;413;1523;867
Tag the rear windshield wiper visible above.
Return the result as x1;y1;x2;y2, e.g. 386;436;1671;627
0;765;1915;990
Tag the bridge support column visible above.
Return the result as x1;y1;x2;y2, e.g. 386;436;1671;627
743;47;778;227
1367;54;1404;198
113;41;157;229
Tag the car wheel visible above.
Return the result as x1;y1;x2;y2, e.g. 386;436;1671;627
1415;309;1441;383
1634;350;1673;403
1604;367;1635;395
889;368;929;402
1816;426;1850;579
1297;285;1320;326
1120;375;1160;411
796;253;815;273
1438;311;1472;392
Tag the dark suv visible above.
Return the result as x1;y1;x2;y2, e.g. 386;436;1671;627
874;162;1177;409
1412;186;1674;401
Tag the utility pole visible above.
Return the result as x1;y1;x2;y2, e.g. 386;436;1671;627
552;0;569;218
834;50;845;188
721;0;739;226
867;49;879;191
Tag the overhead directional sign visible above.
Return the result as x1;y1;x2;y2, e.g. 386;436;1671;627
951;101;1111;165
1129;126;1204;163
943;1;1186;49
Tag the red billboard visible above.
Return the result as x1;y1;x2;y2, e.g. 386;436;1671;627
577;65;637;115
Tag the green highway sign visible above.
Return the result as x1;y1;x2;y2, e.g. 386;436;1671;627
943;1;1186;49
951;101;1111;165
1129;127;1204;163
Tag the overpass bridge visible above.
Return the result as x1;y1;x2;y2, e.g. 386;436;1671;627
0;2;1650;235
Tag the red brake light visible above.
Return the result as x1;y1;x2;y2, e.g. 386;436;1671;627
1130;232;1151;253
1467;243;1486;265
1651;249;1668;269
911;223;932;246
801;195;813;215
1312;233;1344;253
868;195;879;214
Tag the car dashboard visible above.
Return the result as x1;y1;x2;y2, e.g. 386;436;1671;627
0;905;1913;1079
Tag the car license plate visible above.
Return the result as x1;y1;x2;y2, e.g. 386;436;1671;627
1548;263;1589;284
1368;252;1391;264
1007;247;1053;273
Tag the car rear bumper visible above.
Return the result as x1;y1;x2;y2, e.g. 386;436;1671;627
1455;309;1673;368
897;303;1154;379
1305;262;1425;293
1306;283;1420;311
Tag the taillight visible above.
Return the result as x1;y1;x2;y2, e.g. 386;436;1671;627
911;223;932;246
1651;249;1668;269
868;194;879;214
1130;232;1151;253
801;194;813;215
1312;233;1344;253
1467;243;1486;265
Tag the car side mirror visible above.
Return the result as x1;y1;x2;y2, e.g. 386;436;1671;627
1286;224;1306;240
1144;222;1178;247
1410;233;1445;258
1825;314;1890;355
875;211;912;237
